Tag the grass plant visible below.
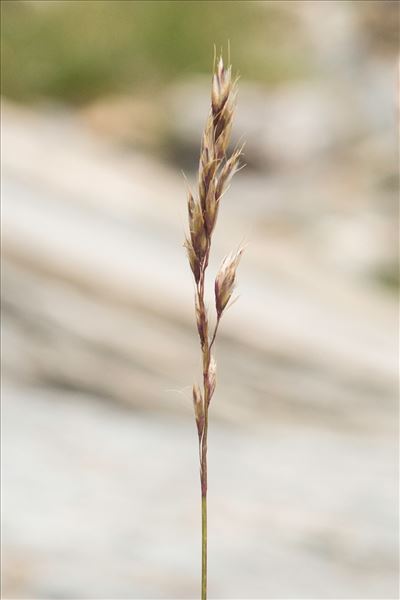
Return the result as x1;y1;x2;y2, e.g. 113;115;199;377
184;54;243;600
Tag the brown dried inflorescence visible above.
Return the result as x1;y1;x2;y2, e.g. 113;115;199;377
184;54;244;600
185;57;243;287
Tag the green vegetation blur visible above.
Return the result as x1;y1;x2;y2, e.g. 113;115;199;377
1;0;309;105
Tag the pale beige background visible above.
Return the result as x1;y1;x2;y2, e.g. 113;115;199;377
1;1;398;598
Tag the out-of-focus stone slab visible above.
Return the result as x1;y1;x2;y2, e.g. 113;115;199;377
1;101;397;431
2;383;398;599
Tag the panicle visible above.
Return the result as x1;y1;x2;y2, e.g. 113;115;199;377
185;53;244;438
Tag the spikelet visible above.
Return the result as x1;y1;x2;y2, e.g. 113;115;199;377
184;236;201;283
188;191;207;260
215;144;244;201
193;384;204;439
211;57;237;159
207;355;216;404
215;247;244;318
195;293;207;349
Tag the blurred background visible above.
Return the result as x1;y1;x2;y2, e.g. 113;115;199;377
1;1;399;598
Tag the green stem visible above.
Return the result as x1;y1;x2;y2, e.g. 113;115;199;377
201;367;209;599
200;406;208;599
201;493;207;600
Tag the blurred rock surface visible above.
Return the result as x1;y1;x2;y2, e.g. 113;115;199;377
1;96;398;598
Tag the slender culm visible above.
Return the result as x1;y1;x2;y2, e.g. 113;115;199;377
184;54;244;600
